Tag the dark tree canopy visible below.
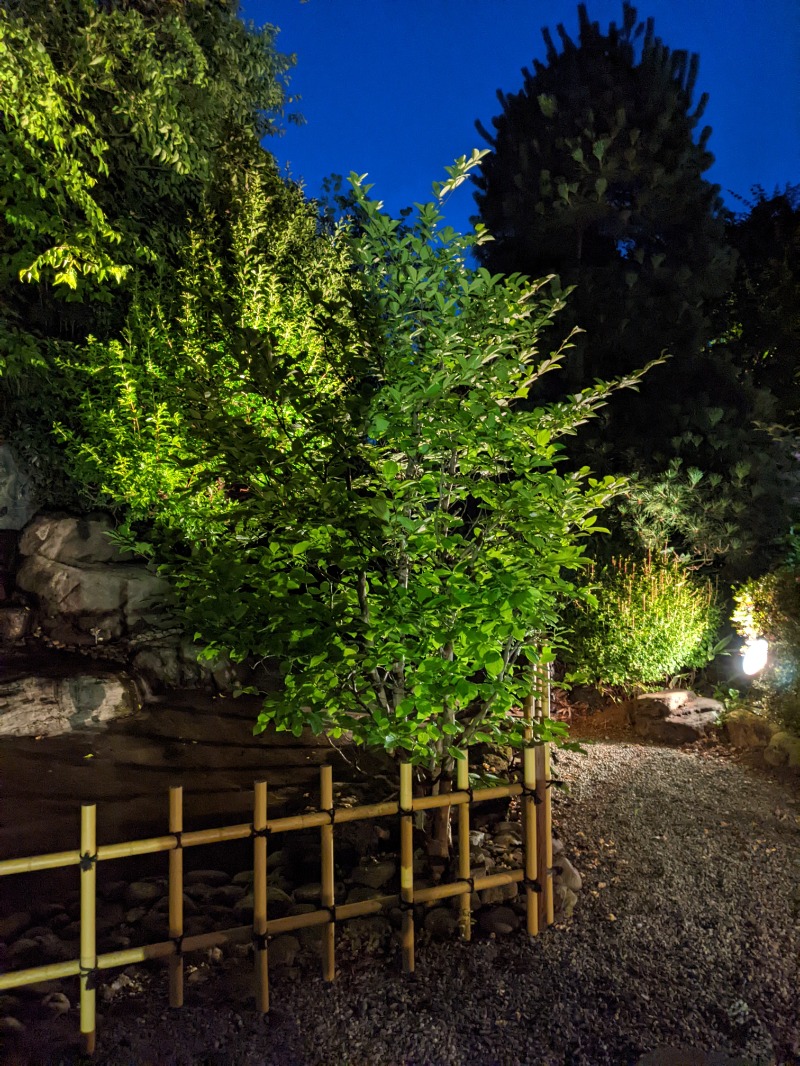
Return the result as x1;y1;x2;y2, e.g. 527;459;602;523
723;186;800;422
469;4;800;580
472;2;734;389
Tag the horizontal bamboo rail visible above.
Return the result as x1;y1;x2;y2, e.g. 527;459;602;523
0;749;556;1053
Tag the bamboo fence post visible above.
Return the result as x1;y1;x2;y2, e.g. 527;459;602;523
456;756;471;941
320;765;336;982
399;762;415;973
535;661;554;927
79;803;97;1056
168;786;184;1008
522;745;539;937
253;780;269;1013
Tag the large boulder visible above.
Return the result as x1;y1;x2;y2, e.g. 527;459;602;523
626;690;723;744
16;516;172;647
0;444;36;531
0;673;139;736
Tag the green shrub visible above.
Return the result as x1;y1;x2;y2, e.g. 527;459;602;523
565;553;722;688
733;568;800;733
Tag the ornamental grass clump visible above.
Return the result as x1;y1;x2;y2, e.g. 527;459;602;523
565;552;721;688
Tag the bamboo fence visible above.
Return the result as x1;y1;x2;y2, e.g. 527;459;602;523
0;676;555;1055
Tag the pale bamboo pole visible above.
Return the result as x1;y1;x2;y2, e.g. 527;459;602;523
168;786;184;1008
523;745;539;937
320;765;336;982
79;803;97;1056
399;762;415;973
535;661;554;927
253;780;269;1013
456;756;471;941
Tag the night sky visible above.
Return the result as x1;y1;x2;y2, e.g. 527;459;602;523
241;0;800;235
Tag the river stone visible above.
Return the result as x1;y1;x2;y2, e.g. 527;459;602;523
553;855;582;892
478;906;520;936
424;908;458;938
293;882;322;903
724;709;780;749
479;882;519;905
0;912;31;941
627;690;723;743
268;935;300;968
554;883;579;919
351;860;396;889
0;673;139;737
184;870;230;888
124;881;162;907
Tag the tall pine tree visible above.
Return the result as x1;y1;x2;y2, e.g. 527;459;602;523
472;4;795;578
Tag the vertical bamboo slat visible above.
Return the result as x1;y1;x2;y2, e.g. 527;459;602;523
399;762;415;973
523;745;539;937
79;804;97;1056
456;757;471;941
168;786;183;1008
536;662;554;927
252;780;269;1013
320;765;336;982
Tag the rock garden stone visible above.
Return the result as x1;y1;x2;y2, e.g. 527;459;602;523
184;870;230;888
350;860;396;889
553;883;579;919
42;991;70;1016
627;690;723;744
0;912;31;941
211;885;246;906
723;709;780;749
268;935;300;968
763;730;800;769
424;908;458;938
0;606;30;642
345;886;379;904
0;673;139;737
479;882;519;905
553;855;582;892
124;881;162;907
478;906;520;936
293;882;322;903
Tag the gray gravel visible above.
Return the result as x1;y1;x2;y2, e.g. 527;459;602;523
21;743;800;1065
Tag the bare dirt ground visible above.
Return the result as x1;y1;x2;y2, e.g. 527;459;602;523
3;703;799;1066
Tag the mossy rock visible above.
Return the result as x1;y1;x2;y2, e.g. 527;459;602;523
723;709;780;749
764;730;800;769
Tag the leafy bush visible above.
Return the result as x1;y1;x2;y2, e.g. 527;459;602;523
565;553;722;688
733;568;800;733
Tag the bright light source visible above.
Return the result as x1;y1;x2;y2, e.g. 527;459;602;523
742;638;768;676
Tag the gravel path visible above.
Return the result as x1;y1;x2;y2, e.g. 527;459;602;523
19;742;800;1065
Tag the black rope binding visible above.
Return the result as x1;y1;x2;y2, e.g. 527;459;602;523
324;905;338;922
250;825;271;839
520;785;542;805
458;876;475;893
172;831;183;850
397;898;415;911
324;807;336;826
172;935;184;957
78;964;97;989
253;931;268;952
523;878;543;893
546;778;563;789
79;851;97;872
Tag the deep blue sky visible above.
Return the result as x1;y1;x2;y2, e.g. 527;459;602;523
242;0;800;234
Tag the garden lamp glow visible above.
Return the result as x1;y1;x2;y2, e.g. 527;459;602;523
742;638;768;676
